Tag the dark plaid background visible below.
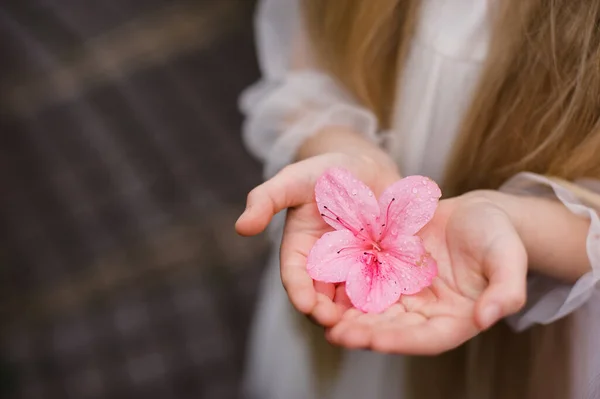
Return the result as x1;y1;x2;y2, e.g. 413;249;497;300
0;1;269;398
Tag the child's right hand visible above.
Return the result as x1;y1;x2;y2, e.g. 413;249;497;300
235;151;401;326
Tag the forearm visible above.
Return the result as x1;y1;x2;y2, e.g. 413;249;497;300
494;191;591;282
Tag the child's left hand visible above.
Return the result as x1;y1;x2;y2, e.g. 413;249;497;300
323;191;528;355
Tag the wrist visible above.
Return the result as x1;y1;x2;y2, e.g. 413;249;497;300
469;190;526;237
465;189;591;282
460;190;524;225
297;125;401;182
297;125;385;161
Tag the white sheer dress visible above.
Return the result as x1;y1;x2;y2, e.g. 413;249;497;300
239;1;600;398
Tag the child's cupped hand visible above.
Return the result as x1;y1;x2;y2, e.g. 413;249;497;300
236;154;528;356
323;191;528;355
235;152;401;323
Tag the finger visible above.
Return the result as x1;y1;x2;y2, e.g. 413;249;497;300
476;230;528;330
299;286;341;327
305;314;320;326
280;259;317;315
235;164;315;236
315;281;335;299
329;308;416;351
340;308;364;321
370;317;474;356
312;293;343;327
305;298;339;327
326;320;372;349
311;282;342;326
333;284;353;312
326;308;389;348
280;227;320;314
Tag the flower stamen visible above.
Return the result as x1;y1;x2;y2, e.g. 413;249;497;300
321;205;369;240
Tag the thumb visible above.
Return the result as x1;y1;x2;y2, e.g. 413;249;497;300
235;163;316;236
475;226;528;330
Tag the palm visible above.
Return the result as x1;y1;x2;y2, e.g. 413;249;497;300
275;154;400;318
238;154;526;356
285;195;527;355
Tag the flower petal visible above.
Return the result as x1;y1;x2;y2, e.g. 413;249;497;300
315;168;380;237
307;230;366;283
383;236;438;295
377;175;441;240
345;260;402;313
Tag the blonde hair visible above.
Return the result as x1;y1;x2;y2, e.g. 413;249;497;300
302;0;600;398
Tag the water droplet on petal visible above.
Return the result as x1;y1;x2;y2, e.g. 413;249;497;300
351;189;358;196
411;188;418;194
368;191;373;197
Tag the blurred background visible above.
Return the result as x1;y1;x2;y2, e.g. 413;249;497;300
0;1;269;398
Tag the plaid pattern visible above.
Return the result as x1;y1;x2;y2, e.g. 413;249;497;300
0;1;268;398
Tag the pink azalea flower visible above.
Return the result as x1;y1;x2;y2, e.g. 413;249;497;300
307;168;441;313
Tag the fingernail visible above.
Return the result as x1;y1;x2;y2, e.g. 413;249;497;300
481;304;501;329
